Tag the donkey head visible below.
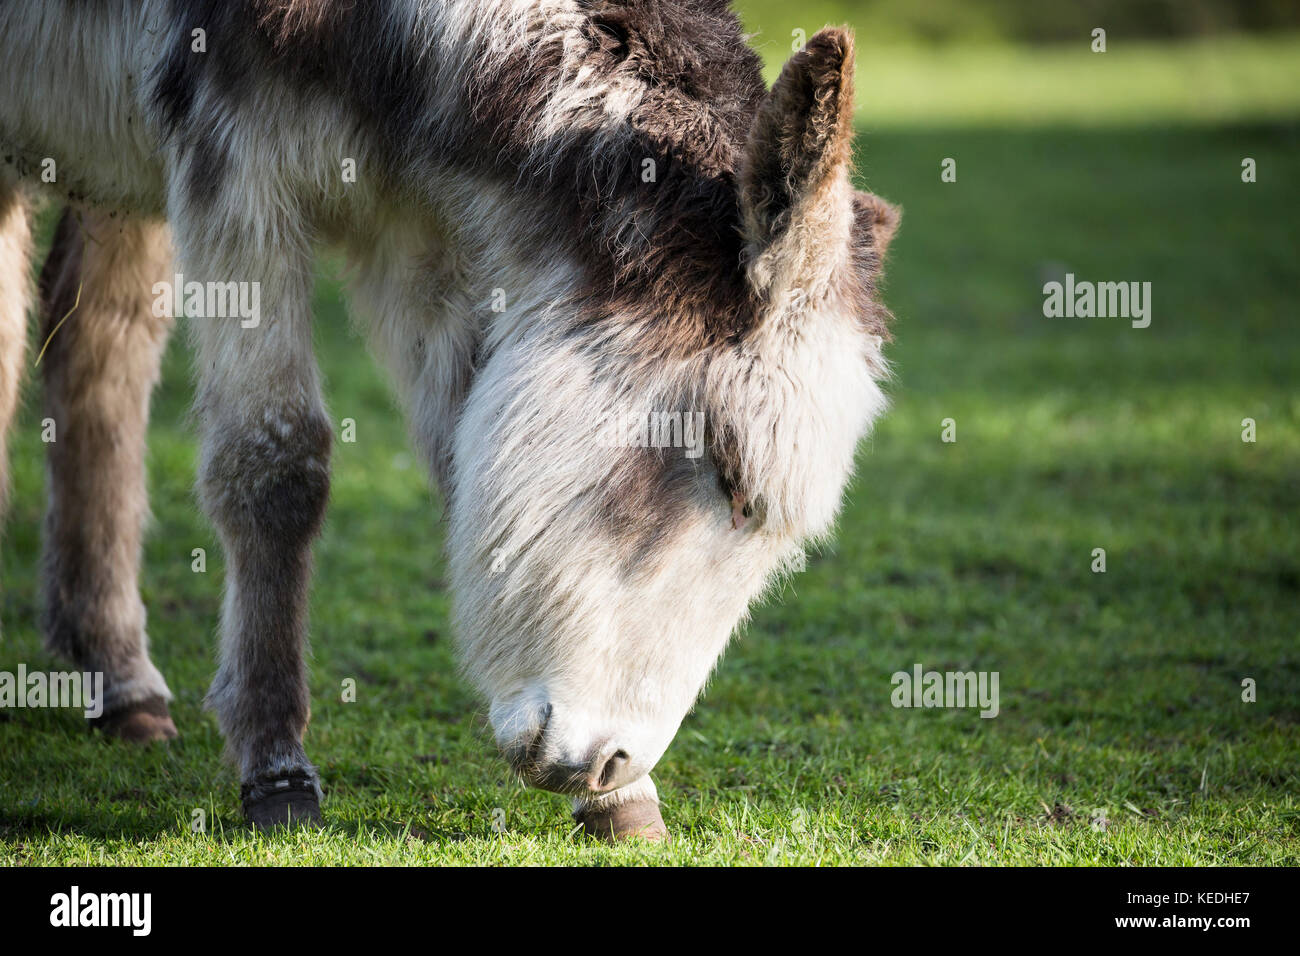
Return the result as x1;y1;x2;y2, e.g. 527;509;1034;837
447;28;898;810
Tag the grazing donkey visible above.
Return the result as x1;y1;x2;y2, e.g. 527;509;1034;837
0;0;898;840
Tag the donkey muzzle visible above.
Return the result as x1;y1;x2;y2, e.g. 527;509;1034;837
505;706;641;796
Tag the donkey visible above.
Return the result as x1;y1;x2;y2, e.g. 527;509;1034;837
0;0;898;840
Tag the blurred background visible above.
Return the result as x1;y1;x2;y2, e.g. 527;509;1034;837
735;0;1300;124
745;0;1300;45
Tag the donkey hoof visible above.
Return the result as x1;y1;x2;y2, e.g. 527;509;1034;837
245;792;323;831
576;799;670;843
241;771;324;831
90;696;178;743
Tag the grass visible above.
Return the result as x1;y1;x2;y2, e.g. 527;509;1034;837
2;59;1298;865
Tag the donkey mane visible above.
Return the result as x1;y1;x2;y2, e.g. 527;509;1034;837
150;1;793;359
465;0;770;358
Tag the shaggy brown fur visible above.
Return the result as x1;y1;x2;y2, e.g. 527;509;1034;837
38;208;178;735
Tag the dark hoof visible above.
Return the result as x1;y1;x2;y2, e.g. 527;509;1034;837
90;696;178;743
576;798;669;843
242;771;323;831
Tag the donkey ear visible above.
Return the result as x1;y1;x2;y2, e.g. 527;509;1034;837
739;27;857;292
854;189;900;260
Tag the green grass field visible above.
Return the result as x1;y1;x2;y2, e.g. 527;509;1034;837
1;37;1298;864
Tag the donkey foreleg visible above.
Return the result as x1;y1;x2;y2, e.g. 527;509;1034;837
178;212;332;829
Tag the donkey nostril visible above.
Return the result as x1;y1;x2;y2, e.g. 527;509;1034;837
595;749;631;791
